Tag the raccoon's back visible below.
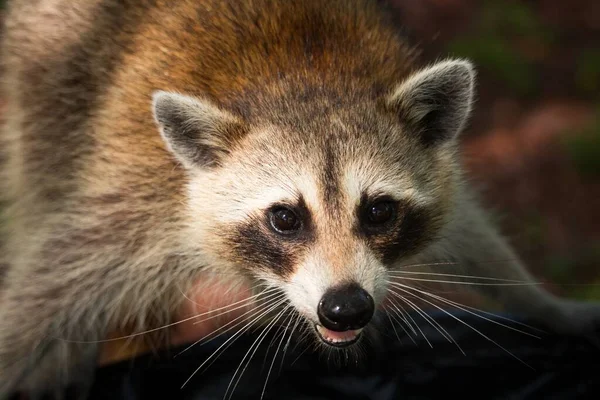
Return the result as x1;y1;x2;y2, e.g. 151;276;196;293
0;1;155;204
1;0;415;196
0;0;418;250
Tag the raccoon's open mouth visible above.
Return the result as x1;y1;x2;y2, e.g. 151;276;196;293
314;324;363;347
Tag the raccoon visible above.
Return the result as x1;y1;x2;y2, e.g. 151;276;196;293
0;0;598;397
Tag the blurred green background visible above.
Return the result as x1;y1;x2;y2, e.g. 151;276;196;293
389;0;600;301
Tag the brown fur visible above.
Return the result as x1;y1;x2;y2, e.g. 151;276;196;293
1;0;599;398
0;0;417;394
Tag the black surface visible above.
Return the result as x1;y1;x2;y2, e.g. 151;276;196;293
89;311;600;400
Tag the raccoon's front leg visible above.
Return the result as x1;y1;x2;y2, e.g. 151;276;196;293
437;196;600;336
0;284;102;400
0;243;114;400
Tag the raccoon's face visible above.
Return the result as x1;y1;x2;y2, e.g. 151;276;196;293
153;59;475;348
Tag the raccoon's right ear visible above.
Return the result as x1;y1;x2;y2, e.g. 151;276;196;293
152;91;246;169
386;59;475;147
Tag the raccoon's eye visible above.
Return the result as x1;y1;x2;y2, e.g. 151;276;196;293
366;201;396;225
269;207;301;234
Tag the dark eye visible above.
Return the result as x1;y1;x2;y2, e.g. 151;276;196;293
269;207;301;234
366;201;396;225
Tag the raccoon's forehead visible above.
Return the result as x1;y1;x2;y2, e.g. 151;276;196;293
202;120;434;219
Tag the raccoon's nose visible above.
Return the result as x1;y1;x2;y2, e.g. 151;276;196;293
317;283;375;331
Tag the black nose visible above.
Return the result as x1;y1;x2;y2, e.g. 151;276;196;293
317;283;375;331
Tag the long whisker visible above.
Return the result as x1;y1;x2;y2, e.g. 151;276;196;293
385;311;404;344
389;276;544;287
426;296;547;333
398;261;460;269
260;310;293;368
187;302;282;377
385;307;417;346
279;312;302;374
388;284;533;369
289;324;313;367
180;286;278;316
225;305;290;400
387;289;462;353
398;259;523;269
175;292;286;357
179;281;269;307
391;282;541;339
261;309;297;400
56;287;279;344
385;298;417;335
395;292;455;344
190;289;283;326
390;299;426;347
180;297;287;389
383;304;416;345
398;295;438;348
389;270;535;283
183;295;289;375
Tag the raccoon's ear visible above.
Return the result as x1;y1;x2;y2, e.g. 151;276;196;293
152;91;246;169
386;59;475;147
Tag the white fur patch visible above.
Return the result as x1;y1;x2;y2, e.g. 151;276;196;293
283;245;387;322
342;163;433;208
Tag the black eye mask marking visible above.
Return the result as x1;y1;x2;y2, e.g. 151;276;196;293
223;196;315;278
355;196;440;265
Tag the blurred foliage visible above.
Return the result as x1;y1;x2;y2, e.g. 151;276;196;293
446;0;555;96
448;37;536;96
521;212;547;247
549;244;600;300
561;108;600;178
576;48;600;97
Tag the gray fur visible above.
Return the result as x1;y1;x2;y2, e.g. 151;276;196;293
0;1;598;398
387;59;475;145
153;91;244;169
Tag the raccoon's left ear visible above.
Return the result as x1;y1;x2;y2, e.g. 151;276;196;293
386;59;475;147
152;91;246;169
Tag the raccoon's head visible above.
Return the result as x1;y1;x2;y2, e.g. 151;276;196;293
152;59;475;348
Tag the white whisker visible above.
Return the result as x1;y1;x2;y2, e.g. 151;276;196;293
180;297;287;389
389;276;543;287
175;292;286;357
387;289;461;352
189;289;282;326
55;288;279;344
385;298;417;335
399;259;523;269
279;312;302;374
389;297;432;347
395;292;455;344
389;283;534;369
224;305;290;400
399;261;460;269
389;270;535;283
385;312;404;344
383;304;417;344
391;282;540;339
181;295;290;381
261;309;297;400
